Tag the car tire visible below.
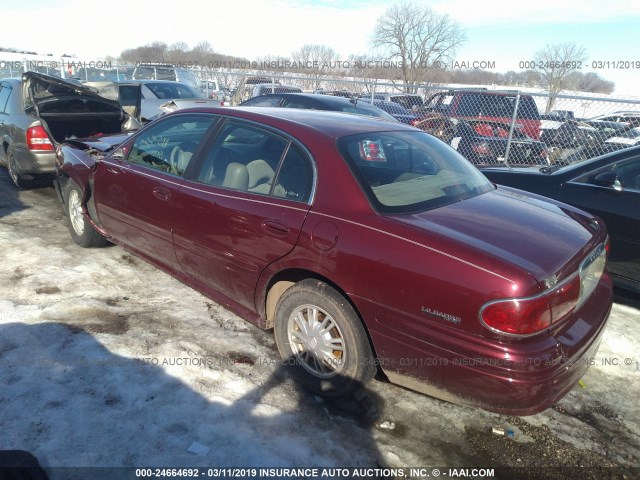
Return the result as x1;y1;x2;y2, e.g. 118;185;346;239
7;151;30;189
64;180;108;248
274;279;376;397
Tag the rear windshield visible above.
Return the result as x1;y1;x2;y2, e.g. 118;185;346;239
337;131;493;214
390;95;425;109
457;94;540;119
343;103;397;122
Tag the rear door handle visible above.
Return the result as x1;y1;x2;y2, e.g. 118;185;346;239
153;186;171;201
261;220;290;237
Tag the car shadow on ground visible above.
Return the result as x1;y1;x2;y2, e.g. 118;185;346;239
0;321;386;479
0;169;55;219
612;287;640;309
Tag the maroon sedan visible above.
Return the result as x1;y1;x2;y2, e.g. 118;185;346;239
54;107;612;415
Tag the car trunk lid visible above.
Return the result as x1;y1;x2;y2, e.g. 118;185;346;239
22;72;127;145
388;187;603;286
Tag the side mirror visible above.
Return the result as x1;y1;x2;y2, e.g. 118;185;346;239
592;171;622;191
111;148;126;161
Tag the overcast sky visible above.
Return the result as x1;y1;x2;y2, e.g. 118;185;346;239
3;0;640;95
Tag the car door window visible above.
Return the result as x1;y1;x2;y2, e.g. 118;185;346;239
614;158;640;191
271;144;314;202
0;84;11;113
126;114;215;176
573;156;640;192
196;120;312;202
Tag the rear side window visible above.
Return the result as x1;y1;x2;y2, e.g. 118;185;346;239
0;84;12;113
196;120;314;202
272;144;314;202
457;94;539;119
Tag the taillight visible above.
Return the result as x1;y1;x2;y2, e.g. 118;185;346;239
547;275;580;322
480;243;606;336
359;140;386;162
481;296;552;335
26;126;54;151
472;142;491;156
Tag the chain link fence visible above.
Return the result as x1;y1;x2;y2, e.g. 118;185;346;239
208;71;640;168
2;58;639;168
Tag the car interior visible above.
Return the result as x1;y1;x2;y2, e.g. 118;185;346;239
196;122;312;202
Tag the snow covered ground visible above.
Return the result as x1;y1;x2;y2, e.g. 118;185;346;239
0;171;638;479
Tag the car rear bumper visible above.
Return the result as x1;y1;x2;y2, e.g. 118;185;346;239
15;147;56;174
366;273;613;415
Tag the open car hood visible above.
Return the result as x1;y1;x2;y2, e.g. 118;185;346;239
22;72;123;116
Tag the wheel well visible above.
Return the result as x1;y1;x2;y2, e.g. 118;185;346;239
263;269;380;360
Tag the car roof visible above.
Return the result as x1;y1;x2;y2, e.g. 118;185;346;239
253;92;358;104
120;79;188;85
0;78;21;85
173;106;414;140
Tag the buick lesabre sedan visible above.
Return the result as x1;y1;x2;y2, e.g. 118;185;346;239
54;107;612;415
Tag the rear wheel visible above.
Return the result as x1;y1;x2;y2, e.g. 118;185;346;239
64;180;107;248
274;279;376;397
7;151;30;188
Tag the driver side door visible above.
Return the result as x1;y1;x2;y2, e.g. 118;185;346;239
93;113;218;269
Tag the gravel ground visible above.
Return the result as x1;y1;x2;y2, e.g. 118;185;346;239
0;169;638;480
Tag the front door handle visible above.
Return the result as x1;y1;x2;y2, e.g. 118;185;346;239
261;220;290;237
153;186;171;201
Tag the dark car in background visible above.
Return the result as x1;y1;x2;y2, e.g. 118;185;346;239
0;72;131;187
357;98;421;125
367;93;426;111
540;119;615;164
426;89;542;140
483;146;640;292
313;89;355;98
600;126;640;152
592;111;640;127
448;119;548;166
240;93;398;122
414;116;547;166
55;107;611;415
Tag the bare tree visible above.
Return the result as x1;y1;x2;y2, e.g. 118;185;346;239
533;42;587;112
120;41;168;64
372;2;465;90
565;71;615;94
292;44;339;89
